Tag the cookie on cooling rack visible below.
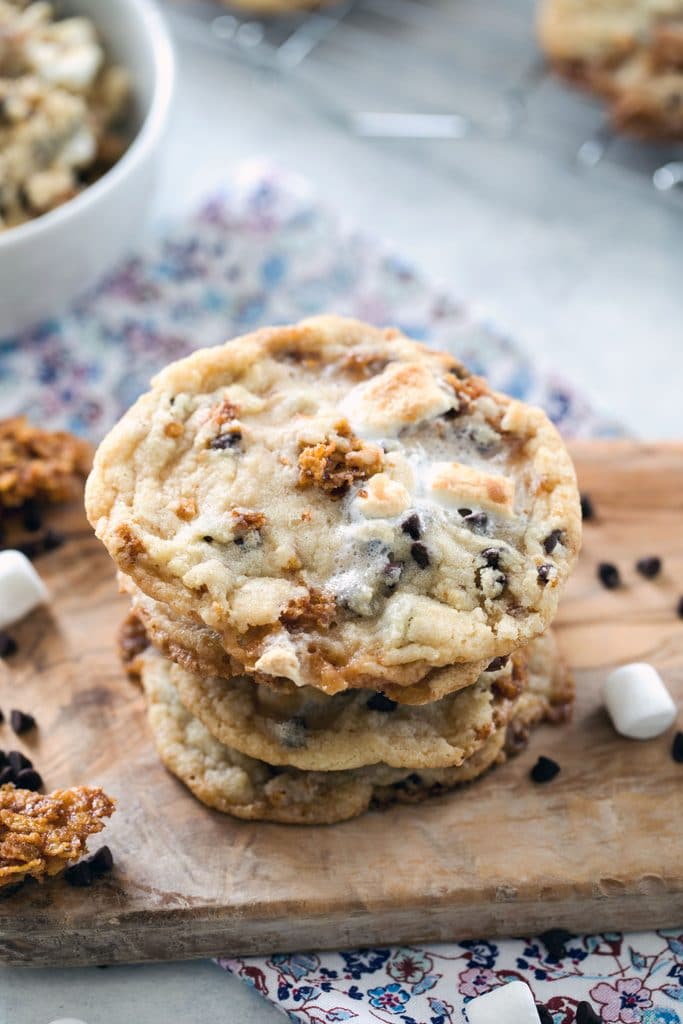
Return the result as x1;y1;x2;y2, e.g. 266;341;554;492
538;0;683;139
87;315;580;694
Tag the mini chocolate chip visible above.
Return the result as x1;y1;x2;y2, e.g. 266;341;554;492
209;431;241;451
410;542;430;569
43;528;65;552
580;494;595;520
463;511;488;533
89;845;114;876
10;710;35;735
677;596;683;619
367;693;398;712
531;756;560;783
442;407;459;420
383;560;403;589
672;732;683;763
0;710;3;725
8;750;32;773
486;656;509;672
457;507;472;517
598;562;620;590
0;632;17;658
537;564;554;585
539;927;573;960
21;499;43;533
401;513;422;541
537;1007;553;1024
0;766;14;785
64;845;114;887
576;1002;602;1024
233;537;244;546
202;536;213;543
64;861;92;887
15;768;42;791
543;529;563;554
481;547;501;568
636;556;662;579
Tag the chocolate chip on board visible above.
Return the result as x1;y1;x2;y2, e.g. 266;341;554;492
636;556;662;579
0;632;17;658
672;731;683;764
10;709;36;735
15;767;43;791
8;750;32;773
677;596;683;619
64;845;114;887
531;756;560;784
580;494;595;521
0;766;13;786
597;563;620;590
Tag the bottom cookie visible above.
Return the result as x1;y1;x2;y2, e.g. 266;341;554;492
139;644;571;825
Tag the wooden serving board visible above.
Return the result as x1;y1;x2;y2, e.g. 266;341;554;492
1;441;683;967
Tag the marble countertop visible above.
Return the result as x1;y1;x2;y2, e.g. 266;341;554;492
2;6;682;1022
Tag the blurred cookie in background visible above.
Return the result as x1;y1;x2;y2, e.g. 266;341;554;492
538;0;683;140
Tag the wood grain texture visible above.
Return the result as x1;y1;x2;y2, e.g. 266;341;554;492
1;441;682;967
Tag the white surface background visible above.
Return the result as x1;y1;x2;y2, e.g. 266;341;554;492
2;9;683;1023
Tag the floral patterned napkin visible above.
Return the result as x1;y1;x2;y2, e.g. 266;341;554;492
1;163;664;1024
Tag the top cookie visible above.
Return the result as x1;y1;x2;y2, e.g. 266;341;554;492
538;0;683;139
86;316;581;692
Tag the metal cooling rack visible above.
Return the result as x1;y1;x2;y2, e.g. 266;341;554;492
164;0;683;197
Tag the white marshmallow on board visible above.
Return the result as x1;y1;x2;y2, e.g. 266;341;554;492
0;550;49;630
603;662;677;740
466;980;540;1023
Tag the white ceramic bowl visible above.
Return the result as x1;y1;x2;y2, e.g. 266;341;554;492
0;0;175;337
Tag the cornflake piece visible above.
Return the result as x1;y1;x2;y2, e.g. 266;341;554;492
603;663;677;739
0;550;48;629
0;785;115;888
465;980;540;1023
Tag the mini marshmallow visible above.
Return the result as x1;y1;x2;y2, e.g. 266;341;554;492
466;980;540;1024
0;550;49;630
603;662;677;740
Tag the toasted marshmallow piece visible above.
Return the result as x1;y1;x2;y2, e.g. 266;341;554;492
603;662;677;739
466;981;539;1024
0;550;49;630
355;473;412;519
342;362;454;440
428;461;515;516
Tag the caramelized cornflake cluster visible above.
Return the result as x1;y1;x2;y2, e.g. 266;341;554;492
0;416;91;510
297;419;383;497
280;587;337;632
0;784;115;888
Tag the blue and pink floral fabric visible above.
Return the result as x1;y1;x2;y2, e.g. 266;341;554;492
220;932;683;1024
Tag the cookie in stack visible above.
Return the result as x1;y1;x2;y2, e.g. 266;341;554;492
85;316;581;824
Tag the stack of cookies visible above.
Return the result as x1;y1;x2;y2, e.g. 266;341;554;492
85;316;581;825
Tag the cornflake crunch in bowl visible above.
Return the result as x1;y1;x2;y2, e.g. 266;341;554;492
0;0;131;230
